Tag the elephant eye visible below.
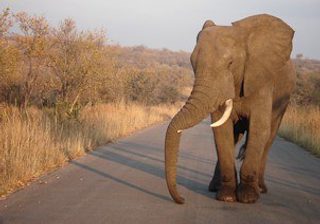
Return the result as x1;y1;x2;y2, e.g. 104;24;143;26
228;60;233;68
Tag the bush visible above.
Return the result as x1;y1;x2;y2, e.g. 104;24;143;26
0;10;193;110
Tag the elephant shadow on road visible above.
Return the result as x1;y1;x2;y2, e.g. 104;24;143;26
71;140;216;203
71;135;320;205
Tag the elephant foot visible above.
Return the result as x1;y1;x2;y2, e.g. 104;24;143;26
208;178;221;192
237;182;260;203
259;181;268;193
216;184;237;202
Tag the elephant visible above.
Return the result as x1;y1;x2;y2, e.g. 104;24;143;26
164;14;296;204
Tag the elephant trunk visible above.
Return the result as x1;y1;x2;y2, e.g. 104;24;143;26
165;84;215;204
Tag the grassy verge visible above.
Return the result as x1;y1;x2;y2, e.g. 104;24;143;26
279;104;320;157
0;102;180;196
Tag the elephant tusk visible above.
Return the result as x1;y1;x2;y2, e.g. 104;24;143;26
210;99;233;127
177;130;182;133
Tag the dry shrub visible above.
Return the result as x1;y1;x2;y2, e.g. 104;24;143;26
0;106;66;195
279;105;320;156
0;102;180;196
80;101;179;142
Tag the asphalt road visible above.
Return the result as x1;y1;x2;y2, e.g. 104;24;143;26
0;120;319;224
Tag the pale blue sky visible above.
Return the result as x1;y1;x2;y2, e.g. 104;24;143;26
1;0;319;59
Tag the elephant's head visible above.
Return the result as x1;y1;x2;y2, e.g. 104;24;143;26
165;14;294;204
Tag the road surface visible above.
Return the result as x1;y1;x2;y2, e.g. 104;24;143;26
0;120;319;224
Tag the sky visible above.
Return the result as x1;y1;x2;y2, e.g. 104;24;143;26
1;0;319;59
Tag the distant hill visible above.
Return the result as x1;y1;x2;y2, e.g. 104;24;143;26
293;58;320;74
115;45;192;70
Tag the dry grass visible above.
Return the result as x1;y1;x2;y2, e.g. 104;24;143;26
279;104;320;157
0;102;180;196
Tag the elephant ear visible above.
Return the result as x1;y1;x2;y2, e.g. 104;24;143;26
202;20;216;30
232;14;294;95
197;20;216;42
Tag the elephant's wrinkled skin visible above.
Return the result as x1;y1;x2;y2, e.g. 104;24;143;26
165;14;296;204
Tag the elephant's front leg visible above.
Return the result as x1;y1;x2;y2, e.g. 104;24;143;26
209;119;246;193
208;160;221;192
237;94;272;203
210;111;237;202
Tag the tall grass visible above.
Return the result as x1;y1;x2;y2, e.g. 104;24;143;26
0;102;180;196
279;105;320;157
